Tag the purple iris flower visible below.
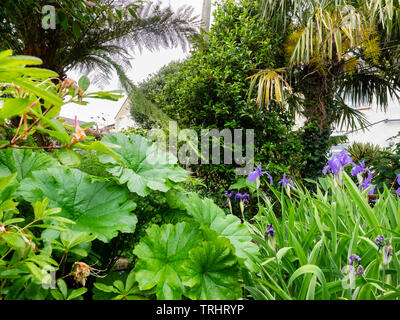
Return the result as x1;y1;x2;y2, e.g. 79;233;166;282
348;254;364;280
323;150;354;176
264;224;275;241
224;190;234;208
360;171;375;195
396;174;400;196
349;254;361;266
278;174;294;189
351;161;367;176
355;265;364;276
248;164;273;185
375;235;385;252
224;190;234;198
234;192;250;203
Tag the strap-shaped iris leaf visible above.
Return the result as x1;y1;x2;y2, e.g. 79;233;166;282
133;222;202;300
99;133;188;197
0;149;59;182
182;193;260;271
18;168;137;242
182;237;241;300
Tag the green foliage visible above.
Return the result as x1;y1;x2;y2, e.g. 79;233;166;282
244;171;400;300
133;222;203;300
182;236;242;300
76;151;112;178
93;270;147;300
50;279;87;300
157;0;304;198
0;174;75;300
348;140;400;191
251;0;400;183
1;5;400;301
130;61;182;128
0;0;198;90
299;121;332;183
371;144;400;189
129;188;260;300
0;149;59;182
348;142;383;164
18;167;137;243
0;50;124;154
49;230;96;260
181;193;260;271
0;50;62;108
99;132;188;197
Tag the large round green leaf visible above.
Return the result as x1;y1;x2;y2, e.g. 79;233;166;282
99;133;188;197
133;222;202;300
182;237;241;300
182;193;260;271
18;168;137;242
0;149;59;182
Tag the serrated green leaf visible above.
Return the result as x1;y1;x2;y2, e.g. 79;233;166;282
133;222;202;300
182;193;260;271
18;167;137;242
0;148;59;182
99;133;188;197
182;237;241;300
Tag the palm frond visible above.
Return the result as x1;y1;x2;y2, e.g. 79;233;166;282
248;68;292;107
331;93;370;132
366;0;396;34
339;72;400;111
288;4;370;66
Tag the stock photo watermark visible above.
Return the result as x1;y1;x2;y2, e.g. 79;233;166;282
145;121;255;176
42;5;56;30
41;265;57;290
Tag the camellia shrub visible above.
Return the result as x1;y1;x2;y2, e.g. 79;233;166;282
156;0;305;205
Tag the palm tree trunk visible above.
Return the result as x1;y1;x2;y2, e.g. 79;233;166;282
298;72;336;182
300;120;332;182
201;0;212;32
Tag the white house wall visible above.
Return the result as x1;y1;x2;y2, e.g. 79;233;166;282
337;97;400;148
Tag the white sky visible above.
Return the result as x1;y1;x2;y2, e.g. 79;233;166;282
60;0;213;126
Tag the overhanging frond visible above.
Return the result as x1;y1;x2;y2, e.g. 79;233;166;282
247;68;292;107
339;72;400;111
331;93;371;132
